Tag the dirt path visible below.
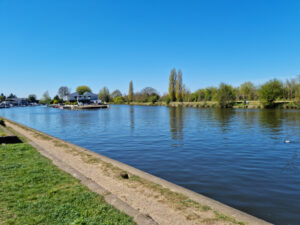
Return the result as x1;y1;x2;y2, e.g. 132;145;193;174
4;119;272;225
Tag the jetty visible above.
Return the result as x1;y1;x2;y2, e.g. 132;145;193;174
62;104;109;110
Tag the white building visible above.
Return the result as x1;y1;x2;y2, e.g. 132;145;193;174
63;92;98;102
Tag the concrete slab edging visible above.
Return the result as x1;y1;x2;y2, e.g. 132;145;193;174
29;140;158;225
2;118;273;225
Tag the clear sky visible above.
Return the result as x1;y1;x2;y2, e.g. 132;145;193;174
1;0;300;98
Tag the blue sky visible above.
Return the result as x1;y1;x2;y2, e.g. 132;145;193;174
1;0;300;98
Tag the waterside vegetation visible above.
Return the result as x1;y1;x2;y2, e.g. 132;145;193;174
2;69;300;109
116;69;300;109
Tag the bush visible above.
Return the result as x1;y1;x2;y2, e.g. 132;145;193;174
165;96;171;104
0;119;5;127
113;96;125;104
64;101;77;105
149;95;159;104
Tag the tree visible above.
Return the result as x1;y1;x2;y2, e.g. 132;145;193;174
40;91;51;104
216;83;235;107
140;87;159;96
234;87;242;101
258;79;283;107
182;84;191;102
211;87;218;101
98;87;110;102
284;78;297;100
111;89;122;99
58;86;70;98
203;87;218;101
190;92;198;102
175;69;183;102
134;87;159;102
193;89;205;102
76;86;91;95
240;81;256;100
7;93;16;98
28;94;37;103
0;93;6;102
168;68;176;101
295;85;300;103
128;81;134;102
52;95;62;104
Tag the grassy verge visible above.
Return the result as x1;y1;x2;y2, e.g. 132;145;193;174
0;143;136;225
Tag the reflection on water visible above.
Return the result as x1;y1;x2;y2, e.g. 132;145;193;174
258;110;283;133
169;106;184;140
239;110;256;129
0;106;300;225
212;109;234;132
129;106;134;131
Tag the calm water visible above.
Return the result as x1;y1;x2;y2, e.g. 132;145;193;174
1;105;300;224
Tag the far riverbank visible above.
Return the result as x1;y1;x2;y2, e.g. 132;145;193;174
112;100;300;109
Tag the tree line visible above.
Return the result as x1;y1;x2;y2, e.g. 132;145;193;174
0;93;39;104
2;69;300;108
124;69;300;108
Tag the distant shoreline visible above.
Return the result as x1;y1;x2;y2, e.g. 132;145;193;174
111;101;300;109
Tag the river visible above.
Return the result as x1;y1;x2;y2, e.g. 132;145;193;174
1;105;299;224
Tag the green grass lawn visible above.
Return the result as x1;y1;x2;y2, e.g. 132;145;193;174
0;143;136;225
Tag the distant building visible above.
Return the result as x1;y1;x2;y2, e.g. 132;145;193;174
5;97;28;106
63;92;98;102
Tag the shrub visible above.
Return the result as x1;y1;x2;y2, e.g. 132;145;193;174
113;96;125;104
64;101;77;105
149;95;159;104
0;119;5;127
165;96;171;104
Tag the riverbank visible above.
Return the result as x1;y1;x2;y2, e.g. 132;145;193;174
112;101;300;109
1;117;272;225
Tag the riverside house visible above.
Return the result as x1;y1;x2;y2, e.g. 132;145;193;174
63;92;98;103
4;97;28;106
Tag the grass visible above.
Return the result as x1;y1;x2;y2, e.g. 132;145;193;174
214;211;246;225
0;143;136;225
0;126;6;136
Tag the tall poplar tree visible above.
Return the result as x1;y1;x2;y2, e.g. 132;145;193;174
176;69;183;102
168;68;176;101
128;80;134;102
